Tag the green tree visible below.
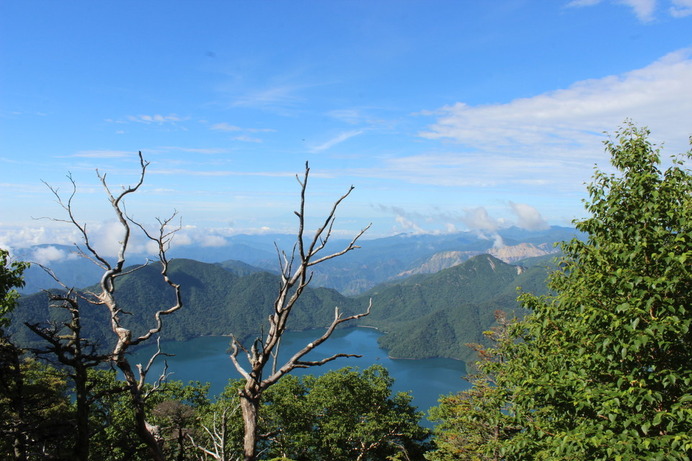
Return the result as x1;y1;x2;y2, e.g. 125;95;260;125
0;352;73;460
0;249;28;328
427;312;519;461
192;366;429;461
85;372;211;461
429;123;691;460
306;365;430;461
261;365;430;461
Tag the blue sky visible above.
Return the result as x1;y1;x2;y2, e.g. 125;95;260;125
1;0;691;257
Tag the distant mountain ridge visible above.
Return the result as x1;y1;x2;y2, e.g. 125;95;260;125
395;242;558;278
14;226;576;296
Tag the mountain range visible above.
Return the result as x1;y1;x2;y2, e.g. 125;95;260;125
10;226;572;362
14;226;576;295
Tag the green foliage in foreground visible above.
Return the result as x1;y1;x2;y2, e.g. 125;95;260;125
0;249;28;328
0;363;429;460
429;123;692;460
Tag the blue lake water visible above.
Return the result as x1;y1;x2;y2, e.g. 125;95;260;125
130;328;470;422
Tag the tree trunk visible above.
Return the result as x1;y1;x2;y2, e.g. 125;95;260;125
239;388;260;461
73;365;89;461
1;338;27;461
133;403;165;461
117;359;165;461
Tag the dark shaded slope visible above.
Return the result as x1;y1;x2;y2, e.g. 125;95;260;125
11;258;365;352
359;255;550;361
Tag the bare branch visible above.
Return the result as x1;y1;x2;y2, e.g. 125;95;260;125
231;161;371;460
38;151;180;461
263;299;372;388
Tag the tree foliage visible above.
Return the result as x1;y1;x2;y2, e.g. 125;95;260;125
0;249;28;328
430;123;692;460
203;365;430;461
427;312;519;461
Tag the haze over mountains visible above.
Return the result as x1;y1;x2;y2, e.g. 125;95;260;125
10;226;576;363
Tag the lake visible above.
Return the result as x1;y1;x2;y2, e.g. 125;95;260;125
130;327;471;422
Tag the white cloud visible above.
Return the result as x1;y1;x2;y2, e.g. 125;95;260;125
395;215;426;234
420;49;692;163
671;0;692;16
374;203;513;238
0;226;82;250
509;202;550;231
200;234;228;248
566;0;655;21
210;123;243;132
461;207;502;234
29;246;79;265
69;150;134;159
126;114;186;124
620;0;657;21
232;135;263;143
567;0;692;20
210;123;275;133
310;130;364;153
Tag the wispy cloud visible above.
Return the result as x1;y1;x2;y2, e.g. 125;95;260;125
106;114;187;125
566;0;691;21
671;0;692;16
374;202;548;236
68;150;134;159
310;130;364;153
210;122;275;133
231;84;305;110
210;122;243;132
232;135;263;143
157;146;231;154
126;114;187;124
372;51;690;196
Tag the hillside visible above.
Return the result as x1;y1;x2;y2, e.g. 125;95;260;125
11;259;365;352
11;254;553;362
359;254;550;362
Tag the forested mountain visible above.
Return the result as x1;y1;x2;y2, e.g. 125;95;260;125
10;254;551;361
10;258;364;352
359;254;551;362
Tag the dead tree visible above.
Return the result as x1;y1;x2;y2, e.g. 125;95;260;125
187;403;241;461
25;289;110;461
44;152;182;461
229;162;372;461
